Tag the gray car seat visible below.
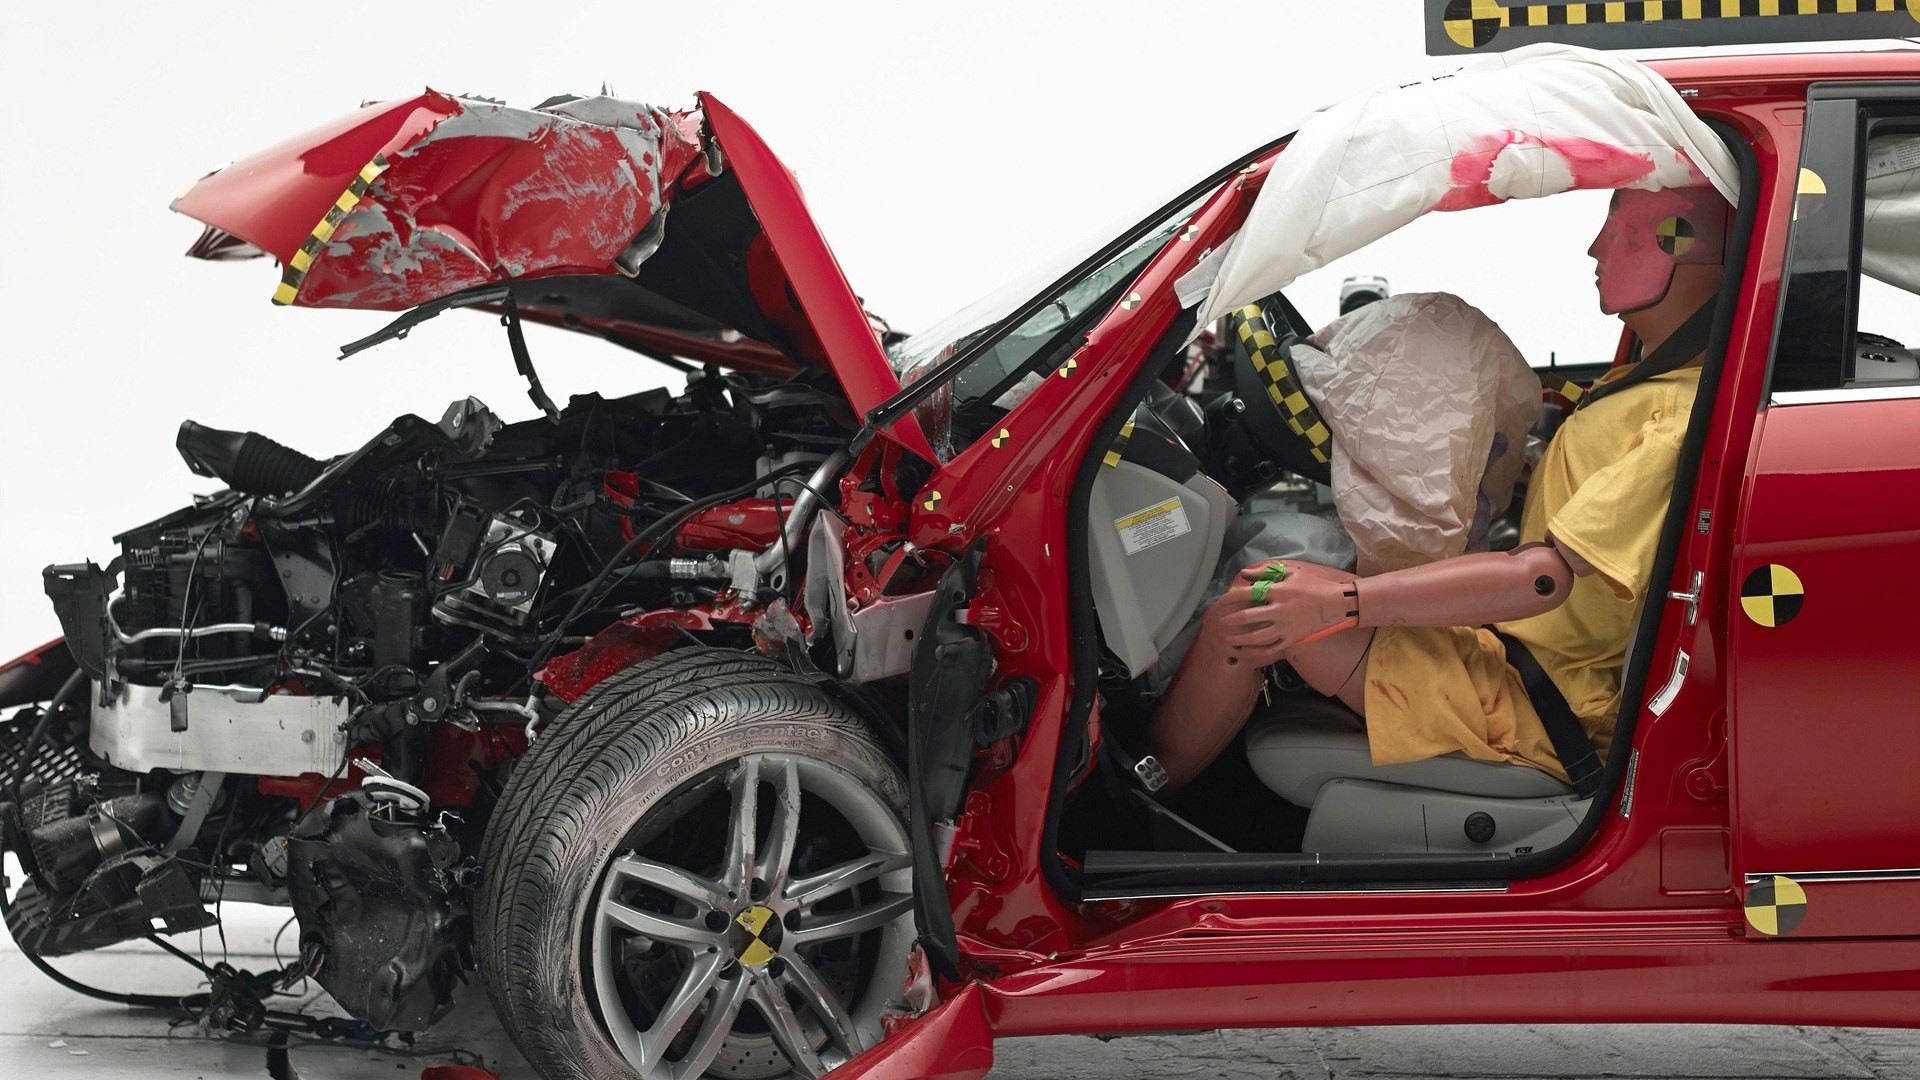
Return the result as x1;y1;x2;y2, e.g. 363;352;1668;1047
1244;693;1590;856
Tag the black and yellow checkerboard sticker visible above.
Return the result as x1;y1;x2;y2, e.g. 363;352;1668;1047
990;427;1012;449
1795;168;1829;222
1656;216;1696;256
1739;563;1804;628
921;490;942;512
733;905;779;967
1104;420;1136;468
272;154;390;306
1546;376;1588;409
1231;306;1332;467
1437;0;1918;52
1744;875;1808;936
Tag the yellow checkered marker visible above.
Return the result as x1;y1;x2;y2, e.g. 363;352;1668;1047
1231;305;1333;467
273;154;390;306
1440;0;1914;51
1795;168;1829;221
1546;377;1588;408
1740;563;1804;627
1103;420;1136;468
733;906;780;967
1656;216;1696;256
1744;876;1807;937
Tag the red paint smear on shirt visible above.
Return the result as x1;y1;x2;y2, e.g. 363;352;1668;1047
1370;678;1412;712
1433;130;1659;213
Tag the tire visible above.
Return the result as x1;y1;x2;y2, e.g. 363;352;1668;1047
475;649;787;939
477;648;915;1080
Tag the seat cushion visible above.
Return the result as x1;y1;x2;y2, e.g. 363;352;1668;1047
1245;703;1574;806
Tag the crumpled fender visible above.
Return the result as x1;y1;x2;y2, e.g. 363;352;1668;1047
827;983;994;1080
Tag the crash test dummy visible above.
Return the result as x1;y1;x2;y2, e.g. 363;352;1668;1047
1144;184;1731;793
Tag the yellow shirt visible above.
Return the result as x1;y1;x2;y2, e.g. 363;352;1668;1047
1363;366;1699;780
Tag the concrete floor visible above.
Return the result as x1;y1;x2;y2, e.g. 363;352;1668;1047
4;903;1919;1079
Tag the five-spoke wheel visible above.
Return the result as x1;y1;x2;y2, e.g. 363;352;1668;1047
478;650;915;1080
592;754;913;1078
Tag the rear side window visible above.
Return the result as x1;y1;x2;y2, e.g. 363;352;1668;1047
1771;87;1920;396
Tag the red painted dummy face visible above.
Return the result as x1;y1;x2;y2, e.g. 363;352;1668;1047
1588;186;1729;315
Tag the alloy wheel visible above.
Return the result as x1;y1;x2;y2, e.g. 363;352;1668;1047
589;753;914;1079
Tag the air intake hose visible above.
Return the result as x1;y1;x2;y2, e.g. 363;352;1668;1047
176;420;326;496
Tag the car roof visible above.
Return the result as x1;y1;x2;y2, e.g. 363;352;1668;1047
1649;48;1920;90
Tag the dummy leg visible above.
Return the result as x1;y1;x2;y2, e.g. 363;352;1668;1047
1144;612;1267;791
1146;617;1374;791
1281;627;1375;717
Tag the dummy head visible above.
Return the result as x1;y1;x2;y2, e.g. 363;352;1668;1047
1588;185;1730;316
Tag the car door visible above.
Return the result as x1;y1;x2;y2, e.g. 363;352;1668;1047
1731;84;1920;939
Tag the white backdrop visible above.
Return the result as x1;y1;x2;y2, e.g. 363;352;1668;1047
0;0;1742;659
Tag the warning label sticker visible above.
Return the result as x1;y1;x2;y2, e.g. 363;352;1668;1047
1115;497;1191;556
1867;135;1920;181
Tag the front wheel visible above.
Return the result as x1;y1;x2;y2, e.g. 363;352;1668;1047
477;650;915;1080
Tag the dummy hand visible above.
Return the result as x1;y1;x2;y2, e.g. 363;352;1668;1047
1215;560;1360;664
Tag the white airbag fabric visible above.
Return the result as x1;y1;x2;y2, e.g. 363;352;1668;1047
1292;293;1539;575
1195;44;1740;329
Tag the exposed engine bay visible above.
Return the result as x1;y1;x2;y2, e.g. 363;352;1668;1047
2;371;898;1032
56;376;843;753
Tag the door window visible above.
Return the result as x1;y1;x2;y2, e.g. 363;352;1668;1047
1770;88;1920;396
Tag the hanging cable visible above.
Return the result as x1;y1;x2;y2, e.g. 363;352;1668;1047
524;460;819;676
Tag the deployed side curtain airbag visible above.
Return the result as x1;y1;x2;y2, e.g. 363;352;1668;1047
1195;44;1740;328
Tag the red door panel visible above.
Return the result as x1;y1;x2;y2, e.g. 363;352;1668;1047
1732;394;1920;935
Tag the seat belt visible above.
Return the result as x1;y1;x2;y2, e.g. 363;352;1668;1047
1494;631;1605;800
1514;299;1718;799
1546;298;1716;412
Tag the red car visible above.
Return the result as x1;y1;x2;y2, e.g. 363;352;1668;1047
2;40;1918;1080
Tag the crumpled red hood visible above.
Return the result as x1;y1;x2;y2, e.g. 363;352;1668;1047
173;90;706;310
172;89;929;456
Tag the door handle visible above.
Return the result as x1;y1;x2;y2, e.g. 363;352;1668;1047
1667;570;1704;626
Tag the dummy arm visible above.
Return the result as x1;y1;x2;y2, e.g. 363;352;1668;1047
1217;539;1591;660
1147;540;1591;790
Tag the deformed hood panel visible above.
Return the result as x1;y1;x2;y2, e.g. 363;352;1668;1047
173;91;705;310
171;89;928;453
